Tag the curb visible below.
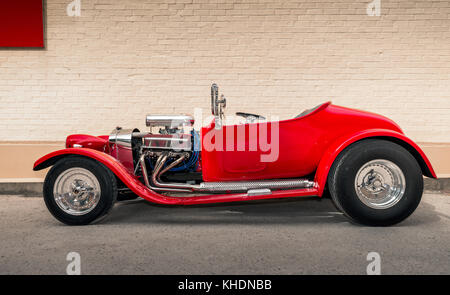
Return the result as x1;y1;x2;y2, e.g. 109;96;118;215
0;182;43;196
423;178;450;193
1;178;449;197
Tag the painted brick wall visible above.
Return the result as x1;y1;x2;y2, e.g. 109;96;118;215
0;0;449;142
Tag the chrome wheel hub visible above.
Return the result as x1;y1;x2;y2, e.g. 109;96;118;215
354;159;406;209
53;168;101;215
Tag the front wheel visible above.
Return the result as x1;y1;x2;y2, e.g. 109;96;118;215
328;139;423;226
43;156;117;225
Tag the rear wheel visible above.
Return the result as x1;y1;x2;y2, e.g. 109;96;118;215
43;156;117;225
328;139;423;226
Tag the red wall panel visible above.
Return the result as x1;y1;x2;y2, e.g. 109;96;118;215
0;0;44;48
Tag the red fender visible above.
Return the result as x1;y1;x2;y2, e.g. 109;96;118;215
33;148;319;205
313;129;437;196
33;148;188;204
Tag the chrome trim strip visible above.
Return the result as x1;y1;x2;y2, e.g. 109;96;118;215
247;188;272;196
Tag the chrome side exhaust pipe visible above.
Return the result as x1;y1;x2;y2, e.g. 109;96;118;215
191;179;314;192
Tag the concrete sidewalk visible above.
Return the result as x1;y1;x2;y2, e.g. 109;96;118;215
0;192;449;275
0;178;449;196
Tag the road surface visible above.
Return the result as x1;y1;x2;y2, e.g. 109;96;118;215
0;192;449;274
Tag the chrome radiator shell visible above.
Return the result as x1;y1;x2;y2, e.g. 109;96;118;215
108;128;140;148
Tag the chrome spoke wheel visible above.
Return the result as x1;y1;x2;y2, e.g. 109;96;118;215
354;159;406;209
53;167;101;216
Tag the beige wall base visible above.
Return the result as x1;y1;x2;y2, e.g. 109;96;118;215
0;141;449;182
0;142;64;181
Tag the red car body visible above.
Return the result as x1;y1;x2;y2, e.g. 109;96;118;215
34;102;436;206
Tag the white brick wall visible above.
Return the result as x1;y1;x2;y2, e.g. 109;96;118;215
0;0;449;142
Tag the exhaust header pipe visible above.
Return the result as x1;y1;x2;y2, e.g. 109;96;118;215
139;152;314;194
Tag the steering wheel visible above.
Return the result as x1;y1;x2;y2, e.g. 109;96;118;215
211;83;226;119
236;112;266;123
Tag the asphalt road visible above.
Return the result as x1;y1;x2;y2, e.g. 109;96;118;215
0;192;449;275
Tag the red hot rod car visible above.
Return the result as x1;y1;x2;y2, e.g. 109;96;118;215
34;84;436;226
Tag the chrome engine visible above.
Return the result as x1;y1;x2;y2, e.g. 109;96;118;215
144;115;194;151
108;114;200;190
